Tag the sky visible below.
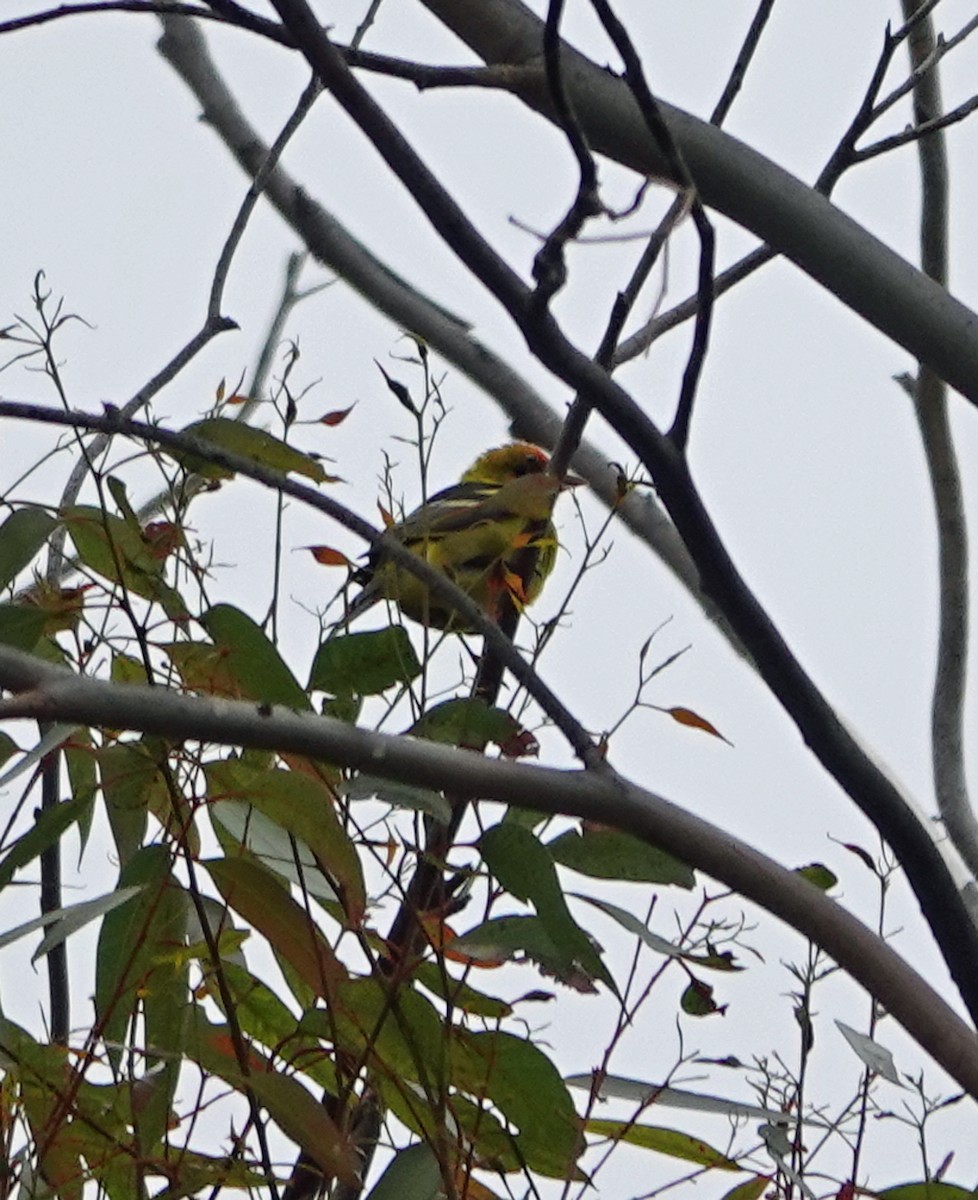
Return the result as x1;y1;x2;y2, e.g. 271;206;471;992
3;0;978;1194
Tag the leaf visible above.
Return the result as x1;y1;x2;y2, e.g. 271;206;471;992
456;1029;582;1178
94;846;187;1071
187;1010;356;1184
410;698;520;752
682;978;724;1017
202;604;310;709
721;1177;774;1200
0;731;18;770
835;1021;902;1084
480;824;616;992
547;826;694;888
0;508;57;590
565;1074;793;1123
0;886;141;957
249;1071;358;1186
32;887;145;960
877;1185;978;1200
578;896;741;970
449;915;596;989
375;361;416;414
411;960;512;1018
317;405;356;427
0;790;91;892
309;627;420;696
364;1144;441;1200
0;721;79;790
343;774;451;824
205;759;365;925
796;862;838;890
176;417;327;483
308;545;353;567
97;740;166;867
0;603;46;651
585;1119;739;1169
203;857;347;999
201;961;337;1091
61;505;189;621
662;706;732;743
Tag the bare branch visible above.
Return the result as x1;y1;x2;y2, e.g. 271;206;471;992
710;0;777;127
256;0;978;1022
899;1;978;880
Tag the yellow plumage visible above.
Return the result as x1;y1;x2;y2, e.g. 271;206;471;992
343;443;571;632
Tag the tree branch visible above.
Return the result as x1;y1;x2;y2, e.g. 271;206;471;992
2;644;977;1099
253;0;978;1023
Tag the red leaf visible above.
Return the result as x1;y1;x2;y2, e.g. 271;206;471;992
307;546;352;567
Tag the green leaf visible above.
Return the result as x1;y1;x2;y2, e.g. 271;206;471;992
97;740;168;867
63;730;97;856
0;508;57;590
0;790;91;892
547;826;694;887
177;417;327;483
343;773;451;823
585;1119;739;1169
795;861;838;890
187;1010;356;1185
578;896;741;970
205;759;365;925
412;960;512;1018
450;914;568;973
202;961;338;1092
0;603;46;651
0;732;19;770
249;1071;358;1186
203;857;347;998
410;697;518;750
456;1029;582;1178
365;1144;441;1200
681;979;722;1017
480;823;616;992
94;846;186;1071
878;1187;978;1200
309;627;420;696
202;604;310;709
61;505;189;621
106;476;141;532
720;1177;773;1200
31;887;145;960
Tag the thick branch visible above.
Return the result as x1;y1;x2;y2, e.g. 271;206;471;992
1;646;977;1098
419;0;978;406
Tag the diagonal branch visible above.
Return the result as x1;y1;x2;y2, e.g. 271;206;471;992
253;0;978;1023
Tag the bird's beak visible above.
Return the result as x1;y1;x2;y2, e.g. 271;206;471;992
559;471;586;490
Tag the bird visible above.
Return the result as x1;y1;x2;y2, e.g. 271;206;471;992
340;442;576;632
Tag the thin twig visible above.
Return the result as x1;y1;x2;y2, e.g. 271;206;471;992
587;0;715;452
710;0;777;126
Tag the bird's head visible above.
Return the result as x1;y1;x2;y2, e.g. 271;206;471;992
461;442;552;485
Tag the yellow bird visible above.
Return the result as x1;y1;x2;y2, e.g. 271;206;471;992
342;442;576;632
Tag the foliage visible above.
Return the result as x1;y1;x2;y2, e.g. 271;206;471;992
0;2;977;1199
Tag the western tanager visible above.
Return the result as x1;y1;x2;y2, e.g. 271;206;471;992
342;442;575;631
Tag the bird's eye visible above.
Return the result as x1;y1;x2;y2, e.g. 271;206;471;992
519;453;545;476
